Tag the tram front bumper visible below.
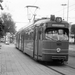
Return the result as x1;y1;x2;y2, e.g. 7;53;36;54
42;53;68;61
52;56;66;60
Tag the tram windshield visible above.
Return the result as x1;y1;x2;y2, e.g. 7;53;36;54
45;28;69;41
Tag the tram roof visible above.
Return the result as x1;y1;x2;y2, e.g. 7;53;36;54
17;18;69;33
34;18;69;26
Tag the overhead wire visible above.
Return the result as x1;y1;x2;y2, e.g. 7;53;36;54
56;3;75;19
54;3;75;16
26;0;39;22
26;1;75;21
30;0;39;21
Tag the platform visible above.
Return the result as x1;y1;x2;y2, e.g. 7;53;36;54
0;43;60;75
69;45;75;57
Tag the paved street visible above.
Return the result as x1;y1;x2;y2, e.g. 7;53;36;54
0;43;75;75
0;43;60;75
69;44;75;57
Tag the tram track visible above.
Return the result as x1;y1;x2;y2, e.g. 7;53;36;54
38;62;66;75
66;64;75;69
39;61;75;75
45;64;75;75
46;66;65;75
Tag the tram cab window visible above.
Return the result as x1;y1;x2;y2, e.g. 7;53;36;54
45;28;69;41
45;30;58;40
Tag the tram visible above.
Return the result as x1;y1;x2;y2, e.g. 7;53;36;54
15;15;69;63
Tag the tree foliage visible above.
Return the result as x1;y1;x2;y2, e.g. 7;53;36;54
71;24;75;34
0;0;3;3
0;13;16;37
0;0;3;10
0;24;4;37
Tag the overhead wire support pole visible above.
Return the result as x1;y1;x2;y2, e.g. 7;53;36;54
61;4;67;20
67;0;69;22
33;14;36;23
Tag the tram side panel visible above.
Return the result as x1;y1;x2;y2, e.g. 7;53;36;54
19;35;22;50
16;34;19;49
15;34;18;48
23;32;34;57
21;33;24;52
38;40;43;60
24;40;33;57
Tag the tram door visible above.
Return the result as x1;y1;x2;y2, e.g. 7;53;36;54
18;34;21;50
33;26;39;59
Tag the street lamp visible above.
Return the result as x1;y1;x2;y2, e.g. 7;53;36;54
61;4;67;20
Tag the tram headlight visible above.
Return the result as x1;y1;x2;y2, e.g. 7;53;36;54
56;17;62;23
56;48;61;52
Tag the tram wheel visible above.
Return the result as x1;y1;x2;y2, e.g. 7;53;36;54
59;60;64;65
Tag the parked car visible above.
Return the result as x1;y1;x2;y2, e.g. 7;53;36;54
5;41;10;45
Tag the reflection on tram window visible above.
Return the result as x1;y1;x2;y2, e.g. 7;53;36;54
45;30;58;40
45;31;52;40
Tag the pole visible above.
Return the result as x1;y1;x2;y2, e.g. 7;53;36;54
63;6;64;20
61;4;67;20
67;0;69;22
33;14;36;23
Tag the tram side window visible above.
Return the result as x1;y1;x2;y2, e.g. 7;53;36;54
39;31;42;40
30;32;34;40
25;32;29;40
28;32;30;40
20;34;21;40
24;33;26;40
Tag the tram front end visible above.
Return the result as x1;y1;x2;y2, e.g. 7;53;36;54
40;17;69;62
42;40;69;62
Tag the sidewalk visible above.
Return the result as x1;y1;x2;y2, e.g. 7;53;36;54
69;45;75;57
0;43;60;75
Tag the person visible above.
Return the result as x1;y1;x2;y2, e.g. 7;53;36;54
58;29;68;40
64;33;68;40
45;30;58;40
45;31;53;40
52;30;58;40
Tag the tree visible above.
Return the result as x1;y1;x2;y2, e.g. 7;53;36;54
1;13;16;36
0;17;4;37
0;4;3;10
0;0;3;3
0;0;3;10
71;24;75;34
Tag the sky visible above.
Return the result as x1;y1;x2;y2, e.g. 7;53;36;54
1;0;75;31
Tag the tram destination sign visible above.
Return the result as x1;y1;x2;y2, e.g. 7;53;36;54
52;24;65;27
